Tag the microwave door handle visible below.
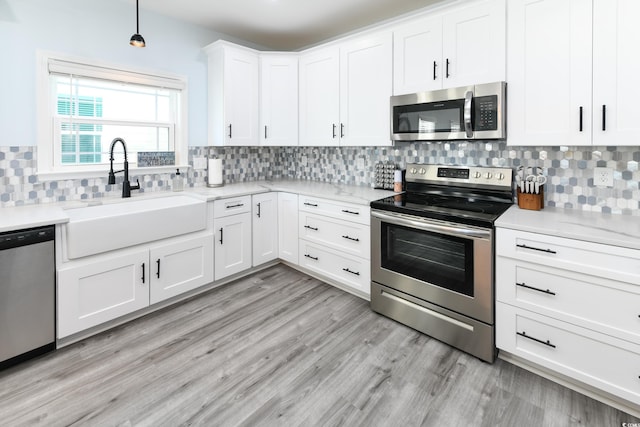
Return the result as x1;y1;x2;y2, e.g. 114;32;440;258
464;90;473;138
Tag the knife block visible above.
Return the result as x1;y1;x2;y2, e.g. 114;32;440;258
517;187;544;210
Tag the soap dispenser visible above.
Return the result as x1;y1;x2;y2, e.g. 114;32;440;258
172;168;184;192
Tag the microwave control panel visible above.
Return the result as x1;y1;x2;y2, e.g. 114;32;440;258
474;95;498;131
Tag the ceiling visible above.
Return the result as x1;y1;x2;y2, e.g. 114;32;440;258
135;0;448;51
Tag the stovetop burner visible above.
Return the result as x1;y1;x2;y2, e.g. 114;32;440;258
370;164;514;227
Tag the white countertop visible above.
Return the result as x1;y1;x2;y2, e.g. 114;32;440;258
0;180;396;233
496;205;640;250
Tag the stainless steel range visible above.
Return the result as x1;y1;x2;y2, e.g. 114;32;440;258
370;163;513;363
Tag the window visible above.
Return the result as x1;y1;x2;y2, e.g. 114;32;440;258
37;52;188;179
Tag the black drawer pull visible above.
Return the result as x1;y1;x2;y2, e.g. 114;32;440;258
342;235;360;242
341;209;359;215
304;225;318;231
226;203;244;209
343;268;360;276
141;263;145;284
304;254;318;261
516;282;556;296
516;243;556;254
304;202;318;207
517;331;556;348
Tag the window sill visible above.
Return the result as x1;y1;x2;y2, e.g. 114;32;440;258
37;165;190;182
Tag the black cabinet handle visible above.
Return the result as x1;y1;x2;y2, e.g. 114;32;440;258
257;202;261;218
156;259;161;279
340;123;345;138
341;209;359;215
517;331;556;348
228;124;232;139
264;125;268;139
342;268;360;276
304;254;318;261
141;262;145;284
516;243;556;254
342;235;360;242
602;105;606;131
516;282;555;296
304;225;318;231
219;228;224;245
445;58;450;78
332;124;337;139
226;203;244;209
433;60;437;80
304;202;318;207
579;107;583;132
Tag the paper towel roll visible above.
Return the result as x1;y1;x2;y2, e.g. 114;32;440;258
207;158;223;187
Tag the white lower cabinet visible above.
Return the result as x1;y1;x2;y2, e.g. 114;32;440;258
277;192;299;264
149;235;214;305
496;227;640;409
298;240;370;296
252;192;278;266
214;196;252;280
58;233;214;338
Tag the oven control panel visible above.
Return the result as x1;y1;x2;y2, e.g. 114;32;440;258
406;164;513;189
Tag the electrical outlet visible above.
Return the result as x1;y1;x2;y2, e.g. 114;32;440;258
594;167;614;187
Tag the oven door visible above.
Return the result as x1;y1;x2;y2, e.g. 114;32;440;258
371;209;493;324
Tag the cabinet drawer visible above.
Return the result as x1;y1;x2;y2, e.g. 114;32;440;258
213;195;252;218
298;240;370;296
496;228;640;284
299;212;370;259
496;258;640;343
497;303;640;405
298;196;369;225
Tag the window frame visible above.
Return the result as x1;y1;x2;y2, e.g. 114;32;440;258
36;51;189;180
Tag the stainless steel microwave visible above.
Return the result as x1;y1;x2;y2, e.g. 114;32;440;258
390;81;506;141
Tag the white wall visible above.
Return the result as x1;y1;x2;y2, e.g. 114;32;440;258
0;0;252;147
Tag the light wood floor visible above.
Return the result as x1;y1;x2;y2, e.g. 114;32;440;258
0;264;637;426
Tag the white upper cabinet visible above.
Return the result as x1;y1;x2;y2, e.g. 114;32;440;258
260;53;299;146
592;0;640;146
299;32;393;147
508;0;640;146
299;46;341;146
393;0;506;95
205;41;260;146
339;33;393;146
507;0;592;146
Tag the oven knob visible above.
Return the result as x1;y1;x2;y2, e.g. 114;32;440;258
496;172;505;180
410;168;417;174
419;168;426;174
485;172;493;179
473;171;482;179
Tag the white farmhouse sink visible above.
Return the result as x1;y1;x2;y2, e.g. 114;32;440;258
64;194;207;259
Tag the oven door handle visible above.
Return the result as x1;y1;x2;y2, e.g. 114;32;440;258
371;210;491;240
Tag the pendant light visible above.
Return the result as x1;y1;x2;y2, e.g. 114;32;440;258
129;0;146;47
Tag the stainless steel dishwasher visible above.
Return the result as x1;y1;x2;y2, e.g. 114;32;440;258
0;226;56;370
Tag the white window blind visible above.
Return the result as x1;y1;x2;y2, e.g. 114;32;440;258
37;52;188;179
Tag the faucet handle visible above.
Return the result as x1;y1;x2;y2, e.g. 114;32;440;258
131;179;141;190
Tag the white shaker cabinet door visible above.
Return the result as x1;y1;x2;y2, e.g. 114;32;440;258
299;46;340;146
441;0;506;89
593;0;640;146
507;0;592;146
149;234;214;305
252;192;278;266
260;54;299;146
278;192;299;265
339;32;393;147
215;212;252;281
58;250;149;338
393;15;443;95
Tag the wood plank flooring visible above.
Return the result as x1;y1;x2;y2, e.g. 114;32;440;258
0;264;637;426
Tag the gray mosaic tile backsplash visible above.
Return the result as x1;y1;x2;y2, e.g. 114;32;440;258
2;143;639;216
